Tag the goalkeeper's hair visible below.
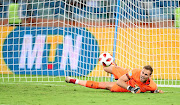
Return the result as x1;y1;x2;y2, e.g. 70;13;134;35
143;65;153;75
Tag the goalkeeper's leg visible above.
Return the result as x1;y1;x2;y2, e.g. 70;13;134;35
65;76;115;90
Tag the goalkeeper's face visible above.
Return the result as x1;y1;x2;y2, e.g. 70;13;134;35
140;69;151;82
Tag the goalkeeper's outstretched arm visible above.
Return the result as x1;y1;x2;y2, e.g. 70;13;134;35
116;74;141;94
116;74;129;89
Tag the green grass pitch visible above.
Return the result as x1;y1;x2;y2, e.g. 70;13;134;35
0;75;180;105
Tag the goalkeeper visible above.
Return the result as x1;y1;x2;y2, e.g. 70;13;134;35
65;64;163;93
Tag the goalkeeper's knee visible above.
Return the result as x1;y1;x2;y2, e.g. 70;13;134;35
86;81;99;89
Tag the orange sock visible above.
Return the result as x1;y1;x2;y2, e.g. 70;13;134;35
86;81;99;89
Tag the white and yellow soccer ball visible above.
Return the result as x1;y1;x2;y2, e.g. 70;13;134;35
99;52;113;67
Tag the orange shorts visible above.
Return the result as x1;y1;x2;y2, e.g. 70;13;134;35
110;66;130;92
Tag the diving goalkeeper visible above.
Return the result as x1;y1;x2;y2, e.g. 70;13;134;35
65;64;163;93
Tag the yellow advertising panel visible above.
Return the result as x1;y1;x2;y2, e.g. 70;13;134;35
87;28;180;79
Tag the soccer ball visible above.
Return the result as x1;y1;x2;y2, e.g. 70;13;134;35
99;53;113;67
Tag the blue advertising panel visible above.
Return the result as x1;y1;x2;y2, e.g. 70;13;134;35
2;27;99;76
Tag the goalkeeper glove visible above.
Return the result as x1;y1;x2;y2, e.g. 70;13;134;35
127;86;141;94
154;90;164;93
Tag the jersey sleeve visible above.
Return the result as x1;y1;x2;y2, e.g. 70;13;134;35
148;79;158;92
126;69;138;80
126;71;132;80
112;66;129;80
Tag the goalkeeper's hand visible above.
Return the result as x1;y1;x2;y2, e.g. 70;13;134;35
111;61;117;66
127;86;141;94
153;90;164;93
